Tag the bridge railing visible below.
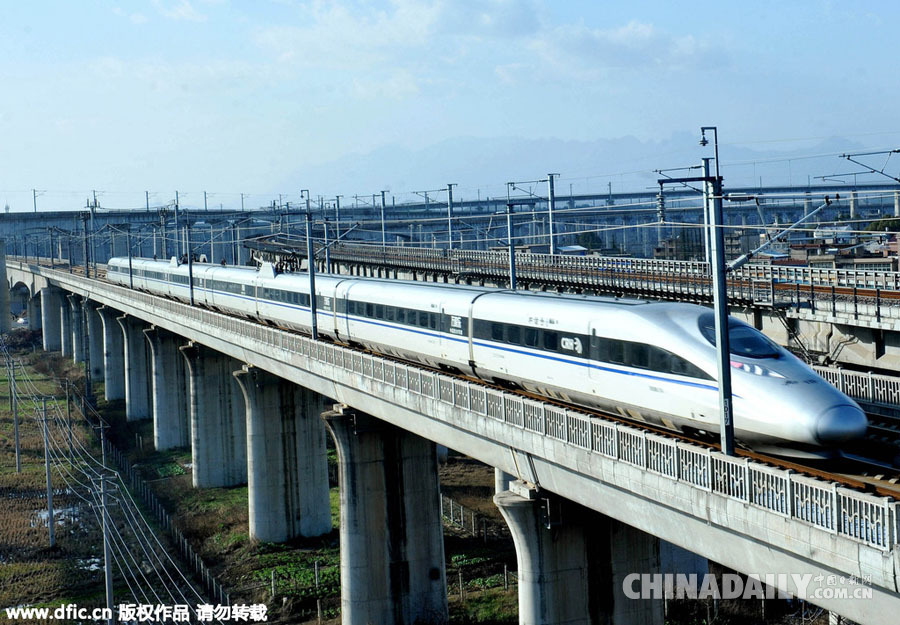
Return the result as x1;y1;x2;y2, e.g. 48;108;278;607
329;242;900;292
813;365;900;407
321;244;900;321
20;262;900;554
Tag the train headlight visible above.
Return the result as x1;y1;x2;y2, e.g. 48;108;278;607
730;360;785;378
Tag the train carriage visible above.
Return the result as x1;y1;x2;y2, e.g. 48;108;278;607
105;257;868;455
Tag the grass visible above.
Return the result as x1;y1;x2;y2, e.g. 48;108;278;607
450;588;518;624
0;337;520;623
0;343;107;612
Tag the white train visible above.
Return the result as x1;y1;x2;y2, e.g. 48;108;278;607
106;257;868;454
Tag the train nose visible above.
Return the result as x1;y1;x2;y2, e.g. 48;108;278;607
815;404;869;444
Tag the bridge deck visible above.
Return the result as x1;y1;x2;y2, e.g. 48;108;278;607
7;259;900;623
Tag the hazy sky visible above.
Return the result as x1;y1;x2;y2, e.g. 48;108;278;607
2;1;899;210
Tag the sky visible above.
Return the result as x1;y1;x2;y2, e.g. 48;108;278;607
2;0;900;211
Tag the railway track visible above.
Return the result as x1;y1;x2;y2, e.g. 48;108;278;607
20;259;900;499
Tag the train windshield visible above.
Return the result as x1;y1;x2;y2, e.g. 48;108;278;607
698;313;780;359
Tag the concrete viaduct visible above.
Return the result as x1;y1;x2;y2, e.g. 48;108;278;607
4;251;900;625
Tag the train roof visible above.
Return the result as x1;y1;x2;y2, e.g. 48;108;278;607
110;257;699;311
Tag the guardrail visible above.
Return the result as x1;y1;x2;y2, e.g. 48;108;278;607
326;243;900;290
15;261;900;554
813;366;900;408
317;244;900;319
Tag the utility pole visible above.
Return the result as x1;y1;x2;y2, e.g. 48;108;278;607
66;381;73;462
445;184;457;250
706;161;734;456
89;192;97;271
701;159;713;265
655;129;734;456
145;191;150;212
506;203;517;290
7;358;12;411
547;174;558;255
240;192;245;212
99;422;108;469
231;222;238;265
335;196;342;242
174;191;181;257
42;398;55;547
380;191;387;248
82;301;93;403
186;223;194;306
126;226;134;289
323;220;330;273
204;191;208;212
100;474;114;625
656;185;666;246
303;190;318;340
11;360;19;473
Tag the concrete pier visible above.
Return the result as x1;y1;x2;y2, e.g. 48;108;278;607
116;315;151;421
144;327;189;450
97;306;125;401
234;366;331;542
27;296;41;331
59;296;72;357
85;301;104;380
323;407;448;625
495;482;663;625
495;468;514;493
68;294;85;363
181;342;247;488
40;287;61;350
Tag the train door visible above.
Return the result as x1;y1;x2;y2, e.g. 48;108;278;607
587;322;627;384
440;298;469;365
333;280;353;340
587;323;605;381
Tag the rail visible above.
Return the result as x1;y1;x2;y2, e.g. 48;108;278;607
12;261;900;554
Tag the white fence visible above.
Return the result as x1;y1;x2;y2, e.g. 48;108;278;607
813;365;900;408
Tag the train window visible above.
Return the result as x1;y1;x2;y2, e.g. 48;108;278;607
524;328;538;347
625;343;649;368
386;306;395;321
507;325;521;344
419;311;430;328
366;303;374;318
591;335;607;361
429;313;437;330
606;340;624;364
491;323;504;341
375;304;384;319
396;308;405;324
729;326;780;358
669;356;712;380
698;313;780;359
543;331;558;351
648;346;670;372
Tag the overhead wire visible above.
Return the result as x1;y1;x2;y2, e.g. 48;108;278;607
1;342;213;616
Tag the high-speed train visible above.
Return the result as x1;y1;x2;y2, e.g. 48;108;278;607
106;257;868;454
